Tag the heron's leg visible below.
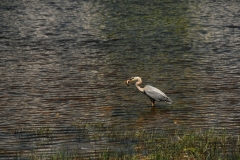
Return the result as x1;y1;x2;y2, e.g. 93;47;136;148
150;99;155;107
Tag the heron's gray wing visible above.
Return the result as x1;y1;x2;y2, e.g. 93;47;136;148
144;85;172;103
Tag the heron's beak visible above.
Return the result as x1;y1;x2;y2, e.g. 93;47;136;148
124;79;131;86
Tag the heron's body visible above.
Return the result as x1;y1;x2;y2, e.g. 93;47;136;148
125;77;172;107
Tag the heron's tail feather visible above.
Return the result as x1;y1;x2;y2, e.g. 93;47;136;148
166;97;173;104
167;100;173;104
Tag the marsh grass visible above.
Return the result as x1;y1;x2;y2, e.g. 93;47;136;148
16;122;240;160
14;127;53;138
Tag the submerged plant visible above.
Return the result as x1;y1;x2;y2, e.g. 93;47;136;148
14;122;240;160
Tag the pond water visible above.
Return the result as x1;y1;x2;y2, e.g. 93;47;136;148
0;0;239;158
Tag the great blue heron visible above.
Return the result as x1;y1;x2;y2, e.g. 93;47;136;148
125;76;173;107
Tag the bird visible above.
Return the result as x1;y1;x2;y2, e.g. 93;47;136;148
124;76;173;107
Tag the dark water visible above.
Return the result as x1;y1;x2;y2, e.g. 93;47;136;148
0;0;240;158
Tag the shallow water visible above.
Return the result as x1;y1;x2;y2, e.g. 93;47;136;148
0;0;240;158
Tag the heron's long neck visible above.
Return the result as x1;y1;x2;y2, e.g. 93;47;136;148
135;78;144;93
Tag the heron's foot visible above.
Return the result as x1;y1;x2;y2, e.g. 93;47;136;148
151;100;155;108
145;101;155;108
152;104;155;108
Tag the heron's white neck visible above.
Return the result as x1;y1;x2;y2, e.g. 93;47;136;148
135;77;144;93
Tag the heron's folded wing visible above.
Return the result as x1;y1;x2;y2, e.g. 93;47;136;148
144;85;172;102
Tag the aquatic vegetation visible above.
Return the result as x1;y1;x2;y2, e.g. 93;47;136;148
21;122;240;160
14;127;53;138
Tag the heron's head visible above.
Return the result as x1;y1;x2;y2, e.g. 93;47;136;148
124;77;139;86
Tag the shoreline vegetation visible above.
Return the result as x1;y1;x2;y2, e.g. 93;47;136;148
8;122;240;159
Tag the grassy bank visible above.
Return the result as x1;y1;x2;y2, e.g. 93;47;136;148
21;123;240;160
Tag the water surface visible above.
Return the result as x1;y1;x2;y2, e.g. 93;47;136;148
0;0;239;158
